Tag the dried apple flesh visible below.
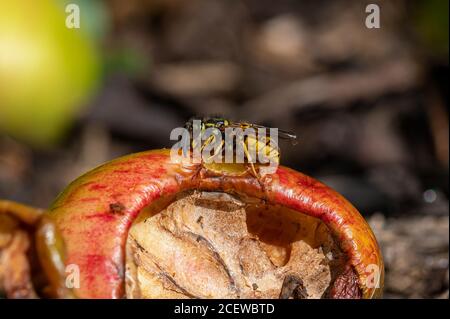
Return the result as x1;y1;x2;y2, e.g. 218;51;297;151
125;191;347;299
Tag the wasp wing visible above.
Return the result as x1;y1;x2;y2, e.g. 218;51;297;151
228;122;297;140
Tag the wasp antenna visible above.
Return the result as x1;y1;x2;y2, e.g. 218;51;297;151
277;129;297;140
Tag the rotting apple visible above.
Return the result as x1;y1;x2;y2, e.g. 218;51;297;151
0;149;383;299
0;200;72;298
41;149;384;299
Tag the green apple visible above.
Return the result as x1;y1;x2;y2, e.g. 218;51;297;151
0;0;100;147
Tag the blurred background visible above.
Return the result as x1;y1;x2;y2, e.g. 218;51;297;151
0;0;448;298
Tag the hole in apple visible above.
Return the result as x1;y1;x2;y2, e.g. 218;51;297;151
125;191;349;299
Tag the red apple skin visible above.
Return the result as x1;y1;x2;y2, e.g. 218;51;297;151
49;149;384;299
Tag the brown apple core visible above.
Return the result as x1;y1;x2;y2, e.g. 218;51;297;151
125;191;347;299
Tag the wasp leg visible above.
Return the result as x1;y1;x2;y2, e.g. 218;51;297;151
190;164;203;183
241;141;273;200
241;140;259;179
201;135;215;152
187;135;217;183
206;139;224;162
241;141;271;198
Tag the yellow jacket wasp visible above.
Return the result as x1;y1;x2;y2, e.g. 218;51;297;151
178;117;297;179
